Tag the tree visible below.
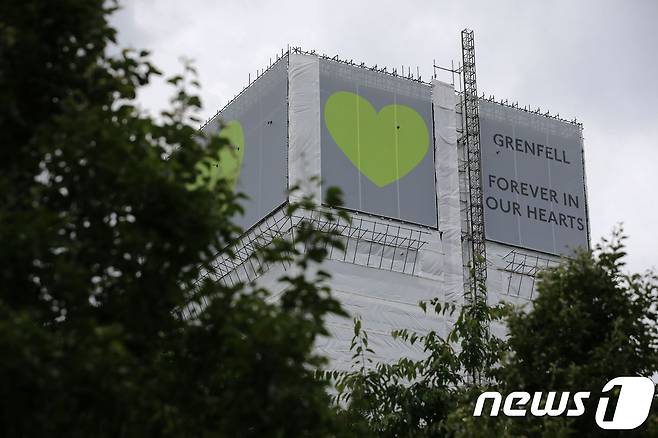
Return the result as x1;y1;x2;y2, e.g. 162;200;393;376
334;230;658;437
332;285;510;437
497;229;658;437
0;1;353;436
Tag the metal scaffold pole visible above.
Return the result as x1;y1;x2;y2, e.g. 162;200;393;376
461;29;487;302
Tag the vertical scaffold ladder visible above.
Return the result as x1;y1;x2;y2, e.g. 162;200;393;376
461;29;487;302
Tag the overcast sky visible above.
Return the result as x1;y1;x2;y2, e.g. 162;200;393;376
111;0;657;274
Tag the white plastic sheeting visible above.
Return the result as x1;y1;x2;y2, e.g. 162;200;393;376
482;238;562;339
432;80;464;304
485;240;560;307
315;260;452;371
253;247;448;371
288;54;322;203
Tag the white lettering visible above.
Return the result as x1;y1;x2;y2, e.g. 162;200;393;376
503;392;530;417
473;392;502;417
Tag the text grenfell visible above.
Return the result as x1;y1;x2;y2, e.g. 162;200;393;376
493;133;571;164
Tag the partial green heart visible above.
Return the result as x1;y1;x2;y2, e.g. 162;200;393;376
187;120;245;192
216;120;245;189
324;91;429;187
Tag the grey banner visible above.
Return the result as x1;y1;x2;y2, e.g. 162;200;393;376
319;60;437;228
202;57;288;230
479;100;589;256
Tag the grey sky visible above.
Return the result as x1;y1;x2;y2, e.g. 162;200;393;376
111;0;658;273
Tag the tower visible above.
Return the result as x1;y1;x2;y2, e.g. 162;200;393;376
196;36;590;370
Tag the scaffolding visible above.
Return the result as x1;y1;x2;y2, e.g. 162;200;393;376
461;29;487;302
197;34;569;308
199;206;430;288
502;249;560;299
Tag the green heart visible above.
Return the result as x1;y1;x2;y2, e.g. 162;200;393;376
216;120;245;189
188;120;245;192
324;91;429;187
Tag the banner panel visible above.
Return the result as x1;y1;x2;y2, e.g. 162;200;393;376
203;58;288;230
479;101;589;256
319;60;437;228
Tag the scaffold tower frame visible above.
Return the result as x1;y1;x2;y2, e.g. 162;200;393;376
461;29;487;301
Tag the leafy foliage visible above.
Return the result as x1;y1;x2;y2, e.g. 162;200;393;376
496;229;658;437
331;288;510;437
3;1;657;437
0;1;353;436
334;229;658;437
